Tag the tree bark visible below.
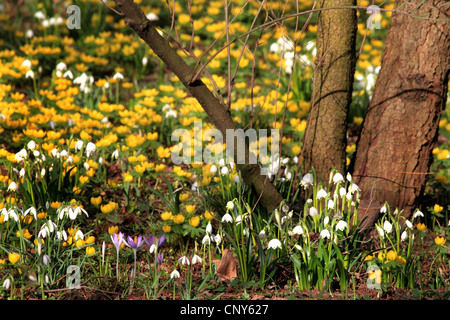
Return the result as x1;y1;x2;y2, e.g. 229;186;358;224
353;0;450;228
301;0;357;185
110;0;285;213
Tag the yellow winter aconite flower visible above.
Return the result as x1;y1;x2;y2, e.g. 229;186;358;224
173;214;185;224
435;236;446;246
189;216;200;227
123;172;133;182
433;204;443;213
386;250;398;262
416;223;427;231
86;246;96;255
179;193;189;202
16;229;32;240
101;201;118;214
85;235;95;244
161;211;173;221
204;210;214;220
8;252;20;265
162;224;171;233
90;196;102;206
108;226;119;235
186;204;196;214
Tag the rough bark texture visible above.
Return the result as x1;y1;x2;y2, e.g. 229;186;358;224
111;0;284;213
302;0;357;185
353;0;450;228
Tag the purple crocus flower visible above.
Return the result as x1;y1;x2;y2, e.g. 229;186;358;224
111;232;125;251
145;234;166;247
157;253;164;267
125;235;145;251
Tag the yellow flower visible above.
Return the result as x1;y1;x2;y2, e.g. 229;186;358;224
396;256;406;265
162;224;171;233
179;193;189;202
108;225;119;235
173;214;185;224
204;210;214;220
189;216;200;227
386;250;398;262
161;211;173;221
86;246;96;255
435;236;446;246
416;223;427;232
85;235;95;244
363;253;374;261
123;172;133;182
8;252;20;265
433;204;443;213
75;239;86;247
90;196;102;206
50;201;61;209
16;229;32;240
377;251;385;261
186;204;196;214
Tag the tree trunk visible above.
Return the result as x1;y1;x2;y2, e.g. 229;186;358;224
111;0;285;214
353;0;450;229
301;0;357;184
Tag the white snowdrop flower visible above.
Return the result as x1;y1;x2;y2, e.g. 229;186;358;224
2;278;11;290
327;199;335;210
226;201;234;211
112;149;119;160
21;59;32;69
55;16;64;25
320;229;331;239
336;220;348;231
317;189;327;199
214;234;222;245
191;181;198;191
142;56;148;66
25;70;35;80
83;162;90;171
376;225;385;238
221;166;229;175
324;216;330;225
24;206;37;219
74;230;84;241
56;62;67;72
205;223;212;235
170;270;180;279
41;168;46;177
42;254;51;266
380;204;387;214
165;110;177;118
306;199;313;205
258;230;267;239
56;230;68;241
300;173;314;188
202;235;211;245
333;173;344;184
59;150;69;158
63;70;73;79
34;11;45;19
339;187;347;197
149;244;157;254
268;239;282;250
49;17;56;26
346;192;353;201
293;156;298;164
19;168;25;177
7;181;18;192
113;72;124;81
413;210;424;219
405;220;413;229
221;213;233;223
210;164;218;173
192;254;202;265
401;231;408;241
73;206;89;219
383;220;393;233
218;158;226;167
309;207;318;217
85;142;96;157
349;183;360;194
292;225;304;236
178;256;190;265
346;172;352;182
42;19;50;28
27;140;36;150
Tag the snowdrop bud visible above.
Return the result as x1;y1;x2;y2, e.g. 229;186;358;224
383;220;393;233
206;223;212;235
19;168;25;177
309;207;318;217
33;150;40;157
324;216;329;225
339;187;347;197
346;172;352;182
42;254;51;266
221;166;229;175
226;201;234;211
376;225;385;238
210;164;217;173
327;199;334;210
401;231;408;241
27;140;36;150
405;220;413;229
380;204;387;214
112;149;119;159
